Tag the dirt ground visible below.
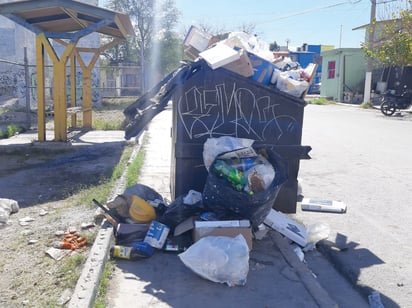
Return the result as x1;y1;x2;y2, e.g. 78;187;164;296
0;109;129;307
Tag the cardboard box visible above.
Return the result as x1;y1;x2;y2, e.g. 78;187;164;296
183;25;213;59
222;49;254;77
301;198;347;213
193;220;253;250
199;44;241;70
248;52;276;85
263;209;307;247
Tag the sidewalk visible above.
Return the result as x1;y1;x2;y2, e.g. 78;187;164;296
104;105;368;308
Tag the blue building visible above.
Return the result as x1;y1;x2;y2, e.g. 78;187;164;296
289;44;334;94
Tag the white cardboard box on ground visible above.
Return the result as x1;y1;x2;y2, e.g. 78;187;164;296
301;198;347;213
263;209;307;247
199;44;241;69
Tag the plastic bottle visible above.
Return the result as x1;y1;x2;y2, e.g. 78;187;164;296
212;160;247;190
110;241;154;260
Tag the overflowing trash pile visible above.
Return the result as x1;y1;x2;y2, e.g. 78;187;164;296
95;136;327;287
183;26;317;98
118;26;321;287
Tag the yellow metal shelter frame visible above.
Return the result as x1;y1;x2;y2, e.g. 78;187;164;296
0;0;134;141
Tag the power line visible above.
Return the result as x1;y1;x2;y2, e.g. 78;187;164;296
251;0;363;25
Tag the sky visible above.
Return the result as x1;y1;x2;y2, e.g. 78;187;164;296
174;0;373;49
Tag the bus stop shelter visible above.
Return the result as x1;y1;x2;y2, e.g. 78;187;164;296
0;0;134;141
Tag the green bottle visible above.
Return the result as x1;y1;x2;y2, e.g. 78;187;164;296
212;160;247;190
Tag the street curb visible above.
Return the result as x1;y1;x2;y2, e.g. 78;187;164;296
68;136;143;308
271;232;338;308
316;240;375;301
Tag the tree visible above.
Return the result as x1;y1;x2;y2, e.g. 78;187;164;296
362;3;412;67
269;41;280;51
104;0;181;90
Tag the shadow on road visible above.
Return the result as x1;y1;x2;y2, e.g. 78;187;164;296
319;233;400;308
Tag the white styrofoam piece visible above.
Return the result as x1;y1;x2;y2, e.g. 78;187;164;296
199;44;240;69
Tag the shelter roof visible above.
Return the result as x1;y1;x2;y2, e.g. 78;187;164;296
0;0;134;40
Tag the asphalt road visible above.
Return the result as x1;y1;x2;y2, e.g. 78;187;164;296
293;104;412;307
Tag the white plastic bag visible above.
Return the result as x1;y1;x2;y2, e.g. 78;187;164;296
0;198;19;224
178;235;250;287
203;136;254;171
303;222;330;252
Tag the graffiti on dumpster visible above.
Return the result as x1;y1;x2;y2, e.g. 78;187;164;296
177;82;298;142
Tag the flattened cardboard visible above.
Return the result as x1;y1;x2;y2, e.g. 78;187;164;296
174;218;253;250
264;209;307;247
193;220;253;250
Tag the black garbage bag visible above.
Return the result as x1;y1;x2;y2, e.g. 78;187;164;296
202;148;288;228
124;183;164;201
123;183;167;217
159;193;205;230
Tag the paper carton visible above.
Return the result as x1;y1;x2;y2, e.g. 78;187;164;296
264;209;307;247
193;220;253;250
174;218;253;250
222;49;254;77
183;25;214;59
144;221;170;249
301;198;347;213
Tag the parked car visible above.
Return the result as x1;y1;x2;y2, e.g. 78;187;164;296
309;82;321;94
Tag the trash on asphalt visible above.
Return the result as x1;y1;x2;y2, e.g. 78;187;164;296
303;222;330;252
368;290;385;308
263;208;307;247
301;198;347;213
108;24;318;286
99;135;317;286
110;241;154;260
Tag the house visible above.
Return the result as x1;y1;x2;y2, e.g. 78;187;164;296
284;44;334;94
320;48;366;103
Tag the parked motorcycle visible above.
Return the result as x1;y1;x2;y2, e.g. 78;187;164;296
380;85;412;116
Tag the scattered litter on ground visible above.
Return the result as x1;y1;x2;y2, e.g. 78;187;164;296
39;208;48;216
19;216;35;226
45;247;71;261
301;198;347;213
80;222;95;230
304;222;331;252
0;198;19;224
368;290;384;308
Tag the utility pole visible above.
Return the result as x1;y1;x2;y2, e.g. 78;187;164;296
363;0;377;105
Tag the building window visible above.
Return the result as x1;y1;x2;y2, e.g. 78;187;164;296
328;61;336;79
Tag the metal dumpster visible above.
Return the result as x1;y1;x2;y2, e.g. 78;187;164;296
169;60;311;213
